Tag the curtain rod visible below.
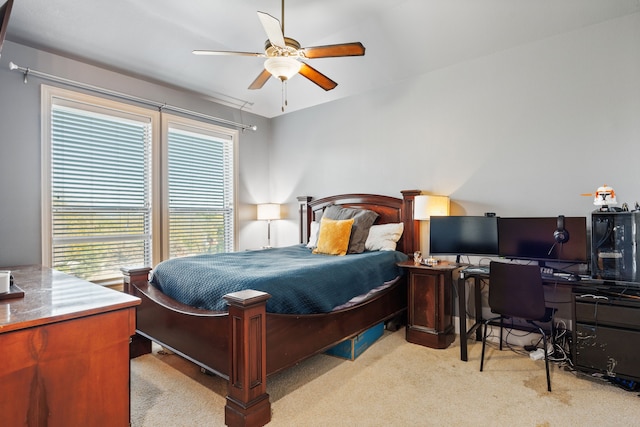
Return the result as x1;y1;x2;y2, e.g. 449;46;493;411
8;61;257;132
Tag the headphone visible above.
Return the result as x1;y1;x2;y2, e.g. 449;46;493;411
554;215;569;244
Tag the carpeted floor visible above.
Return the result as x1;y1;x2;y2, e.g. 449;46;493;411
130;329;639;426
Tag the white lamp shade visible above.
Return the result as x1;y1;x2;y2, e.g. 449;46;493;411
414;195;450;220
264;57;301;81
257;203;281;221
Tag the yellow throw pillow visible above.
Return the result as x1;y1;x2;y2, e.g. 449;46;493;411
313;217;355;256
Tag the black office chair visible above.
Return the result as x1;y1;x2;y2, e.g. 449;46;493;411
480;261;554;392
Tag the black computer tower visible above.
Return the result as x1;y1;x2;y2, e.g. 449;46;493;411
591;211;640;282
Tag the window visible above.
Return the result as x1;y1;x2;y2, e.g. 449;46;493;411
163;115;236;259
42;86;237;284
42;87;158;284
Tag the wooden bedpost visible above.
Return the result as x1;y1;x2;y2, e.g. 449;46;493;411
223;290;272;427
297;195;312;244
401;190;421;255
121;266;153;358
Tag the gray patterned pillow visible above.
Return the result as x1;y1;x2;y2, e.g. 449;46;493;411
323;205;379;254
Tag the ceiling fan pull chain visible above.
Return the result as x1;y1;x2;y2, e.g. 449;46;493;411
281;80;288;112
285;80;289;108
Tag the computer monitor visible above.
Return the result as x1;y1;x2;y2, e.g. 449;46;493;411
429;216;499;258
497;216;588;264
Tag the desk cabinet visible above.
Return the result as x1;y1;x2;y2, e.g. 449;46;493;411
573;293;640;381
399;261;455;349
0;265;140;426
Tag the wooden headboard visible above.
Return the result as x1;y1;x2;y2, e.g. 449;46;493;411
297;190;421;255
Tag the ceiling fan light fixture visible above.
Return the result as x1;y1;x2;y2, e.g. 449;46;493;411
264;57;301;81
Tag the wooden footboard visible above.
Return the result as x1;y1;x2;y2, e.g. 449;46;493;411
123;267;273;426
124;267;407;377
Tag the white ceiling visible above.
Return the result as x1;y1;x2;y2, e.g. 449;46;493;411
5;0;640;118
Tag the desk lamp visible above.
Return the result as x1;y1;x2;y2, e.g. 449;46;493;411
257;203;281;248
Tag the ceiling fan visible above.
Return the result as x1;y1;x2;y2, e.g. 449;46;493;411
193;0;365;109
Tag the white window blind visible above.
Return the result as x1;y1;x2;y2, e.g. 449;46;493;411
167;125;234;258
49;104;152;283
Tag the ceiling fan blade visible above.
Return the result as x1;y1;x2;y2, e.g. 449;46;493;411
248;68;272;90
301;42;366;59
298;63;337;91
257;11;286;48
193;50;265;57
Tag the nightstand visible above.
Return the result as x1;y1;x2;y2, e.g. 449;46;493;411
398;260;457;349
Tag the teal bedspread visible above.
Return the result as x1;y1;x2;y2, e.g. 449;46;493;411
150;244;408;314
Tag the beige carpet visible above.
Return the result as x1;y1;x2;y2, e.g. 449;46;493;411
130;329;639;426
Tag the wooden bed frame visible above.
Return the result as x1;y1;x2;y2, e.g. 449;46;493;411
122;190;421;426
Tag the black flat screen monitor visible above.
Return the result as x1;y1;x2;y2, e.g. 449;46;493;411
497;216;588;264
429;216;499;257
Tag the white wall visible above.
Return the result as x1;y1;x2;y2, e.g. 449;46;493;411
0;41;272;265
269;13;640;249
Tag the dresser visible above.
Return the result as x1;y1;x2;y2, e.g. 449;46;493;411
0;265;140;426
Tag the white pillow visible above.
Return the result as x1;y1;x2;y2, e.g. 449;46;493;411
306;221;320;248
365;223;404;251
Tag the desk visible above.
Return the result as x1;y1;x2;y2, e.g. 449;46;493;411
457;267;587;362
0;265;140;426
457;270;640;368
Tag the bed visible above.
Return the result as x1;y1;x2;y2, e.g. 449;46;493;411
122;190;421;426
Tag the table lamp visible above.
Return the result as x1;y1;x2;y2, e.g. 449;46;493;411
257;203;281;248
414;195;450;220
414;195;450;263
